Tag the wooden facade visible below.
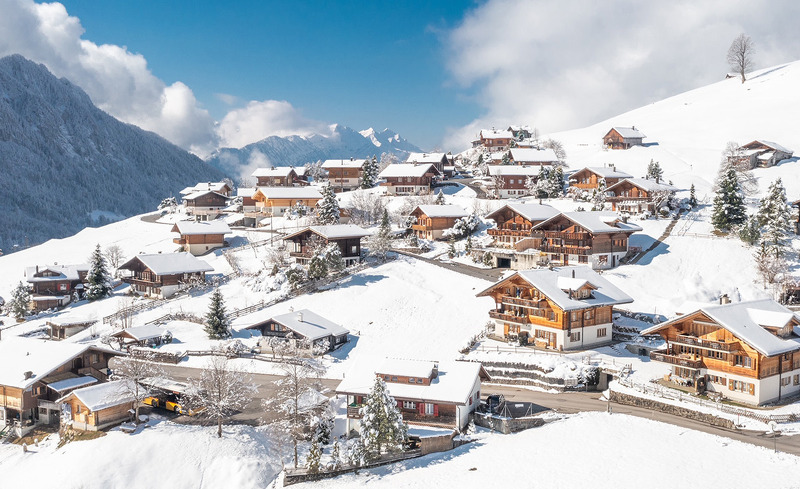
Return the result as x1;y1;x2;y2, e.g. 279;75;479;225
530;215;632;269
254;168;298;187
379;164;441;196
409;207;466;241
569;168;630;190
183;191;228;220
26;264;89;311
251;190;322;218
486;206;556;249
283;230;364;266
62;395;133;431
603;127;644;150
118;254;211;298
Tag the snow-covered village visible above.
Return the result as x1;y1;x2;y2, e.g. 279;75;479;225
3;2;800;488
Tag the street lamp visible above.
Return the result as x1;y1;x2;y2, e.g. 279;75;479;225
768;420;779;453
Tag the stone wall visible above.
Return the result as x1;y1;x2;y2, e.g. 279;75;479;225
473;412;545;434
610;391;736;429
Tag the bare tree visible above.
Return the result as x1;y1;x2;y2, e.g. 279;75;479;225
754;243;788;288
111;353;165;423
104;245;125;277
727;33;755;84
541;138;567;165
490;175;505;199
113;297;136;332
349;190;386;226
719;142;758;195
186;355;257;438
266;358;326;468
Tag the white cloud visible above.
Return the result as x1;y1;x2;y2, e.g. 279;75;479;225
443;0;800;148
216;99;327;149
215;93;240;106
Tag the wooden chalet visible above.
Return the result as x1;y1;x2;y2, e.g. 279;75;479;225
233;309;349;354
486;165;540;198
322;158;367;192
250;187;323;219
118;252;213;298
485;203;559;251
24;264;89;312
733;140;794;169
569;167;632;191
171;220;231;256
642;299;800;406
251;167;303;187
409;205;468;241
603;127;646;149
110;324;170;349
182;190;229;220
0;338;118;428
337;358;490;432
508;148;559;166
507;125;533;140
405;152;448;175
48;316;97;340
58;380;136;431
282;224;370;266
378;163;441;196
472;129;514;152
605;178;677;214
477;266;632;350
180;181;233;198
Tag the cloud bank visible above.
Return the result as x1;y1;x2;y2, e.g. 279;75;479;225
443;0;800;148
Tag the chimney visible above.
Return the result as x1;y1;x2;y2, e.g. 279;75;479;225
36;265;39;273
572;269;575;278
23;371;33;380
350;157;354;161
720;294;730;305
621;215;628;223
432;363;439;379
297;311;304;322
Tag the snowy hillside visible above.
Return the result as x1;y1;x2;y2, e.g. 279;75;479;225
207;124;422;182
0;55;224;252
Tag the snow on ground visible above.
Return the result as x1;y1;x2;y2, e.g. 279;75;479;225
0;418;283;489
296;412;800;489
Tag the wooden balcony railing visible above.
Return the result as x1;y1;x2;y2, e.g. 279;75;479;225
539;245;591;256
488;228;529;237
674;334;735;352
489;310;531;324
347;405;363;418
411;224;427;232
540;231;590;240
649;351;702;369
173;238;186;245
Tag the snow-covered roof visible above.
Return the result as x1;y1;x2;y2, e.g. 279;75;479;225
0;338;91;389
642;299;800;357
477;266;633;312
609;127;646;139
377;358;436;379
480;129;513;139
182;190;229;201
486;203;559;223
405;152;446;164
509;148;559;163
294;166;308;176
378;163;440;178
412;205;468;219
283;224;371;241
336;359;486;405
111;324;166;341
254;187;323;200
171;220;231;236
606;178;677;193
25;263;89;283
46;375;98;393
486;165;541;177
576;167;633;179
180;182;230;195
236;187;257;198
321;159;366;169
749;140;794;154
58;380;136;412
251;166;297;178
120;252;213;276
532;211;643;234
269;309;349;341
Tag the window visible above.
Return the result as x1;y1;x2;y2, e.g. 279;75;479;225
597;328;607;338
425;403;435;415
469;397;473;405
794;375;799;386
734;355;752;368
781;377;791;387
403;401;416;410
730;380;754;394
584;310;593;320
416;378;423;384
391;376;398;382
408;377;415;383
58;283;68;291
709;375;727;386
570;331;581;342
90;353;99;364
571;311;579;322
578;256;588;263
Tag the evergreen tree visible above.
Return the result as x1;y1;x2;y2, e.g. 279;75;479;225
738;215;761;245
308;253;329;280
645;159;664;182
434;189;446;205
711;166;746;232
204;289;231;339
688;183;698;208
330;441;342;470
361;156;379;189
317;184;340;225
8;281;31;319
757;178;793;256
591;178;606;211
324;243;345;272
370;209;392;261
501;152;511;165
547;166;565;198
86;244;112;301
359;376;408;460
447;237;456;259
465;235;473;254
306;439;322;473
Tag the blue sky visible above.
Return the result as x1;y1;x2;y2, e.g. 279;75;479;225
58;0;480;149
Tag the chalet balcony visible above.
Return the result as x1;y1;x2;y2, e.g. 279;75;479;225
401;412;457;428
173;238;186;245
37;399;60;411
674;334;734;352
539;245;591;256
289;251;312;258
122;277;163;288
411;224;428;232
540;231;590;240
489;310;531;324
649;351;702;369
347;405;363;418
488;228;530;237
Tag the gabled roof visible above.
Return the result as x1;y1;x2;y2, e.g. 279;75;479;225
742;140;794;154
532;211;642;234
509;148;559;163
485;203;559;223
46;375;98;393
486;165;541;177
378;163;440;178
0;338;91;389
606;178;677;193
110;324;167;342
282;224;371;241
180;182;231;195
480;129;514;139
25;263;89;283
405;152;447;164
476;266;633;311
171;220;231;236
573;167;633;179
642;299;800;357
336;359;488;405
411;205;468;219
254;187;323;200
182;190;229;202
251;166;298;178
607;127;646;139
236;187;257;198
321;159;367;169
58;380;137;412
119;252;213;276
270;309;349;341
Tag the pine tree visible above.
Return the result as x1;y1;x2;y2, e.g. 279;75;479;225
86;244;112;301
738;215;761;245
645;159;664;182
447;237;456;258
317;184;340;225
308;253;329;280
711;166;746;232
204;289;231;339
359;376;408;460
501;152;511;165
757;178;792;256
547;166;565;198
688;183;698;208
330;441;342;470
306;439;322;473
370;209;392;261
591;178;606;211
434;189;446;205
361;156;379;189
8;281;31;319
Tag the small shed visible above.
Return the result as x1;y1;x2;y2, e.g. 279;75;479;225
603;127;646;149
110;324;169;349
234;309;349;354
58;380;137;431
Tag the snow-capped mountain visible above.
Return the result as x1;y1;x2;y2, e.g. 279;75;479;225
207;124;422;181
0;54;225;252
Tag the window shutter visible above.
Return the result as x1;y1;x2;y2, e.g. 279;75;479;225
434;404;439;417
749;384;755;395
397;400;402;408
418;402;424;415
728;381;734;391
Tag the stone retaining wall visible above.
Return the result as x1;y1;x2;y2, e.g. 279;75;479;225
610;391;736;429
